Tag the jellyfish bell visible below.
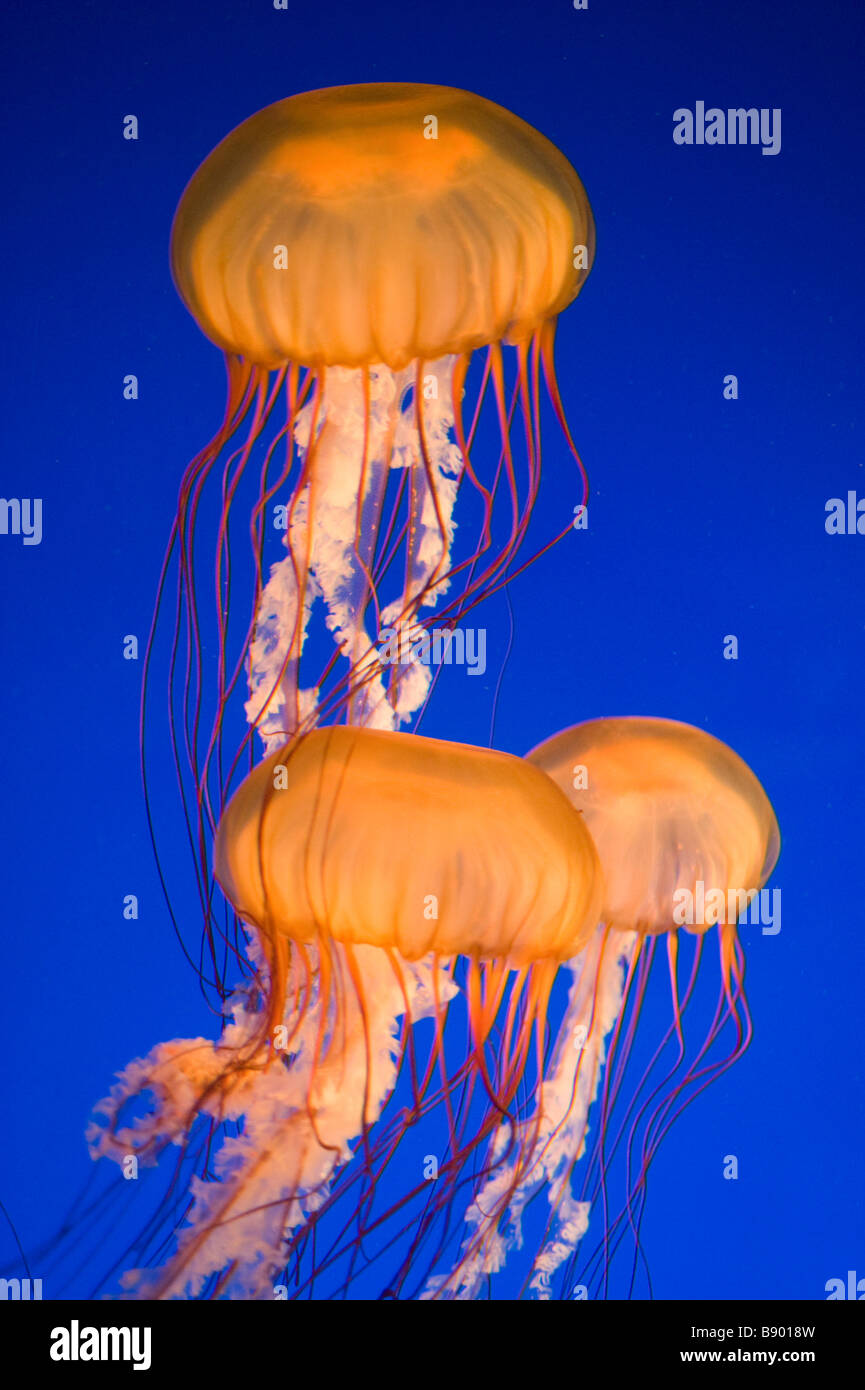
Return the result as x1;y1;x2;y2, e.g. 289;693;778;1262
89;727;603;1298
170;83;595;370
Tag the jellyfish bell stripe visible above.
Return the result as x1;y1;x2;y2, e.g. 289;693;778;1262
527;716;781;937
215;725;604;967
171;83;595;370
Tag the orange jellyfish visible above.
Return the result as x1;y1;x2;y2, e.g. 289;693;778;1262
146;84;595;1006
429;716;780;1298
88;726;602;1299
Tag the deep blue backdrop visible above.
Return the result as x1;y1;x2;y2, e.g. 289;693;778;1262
1;0;862;1300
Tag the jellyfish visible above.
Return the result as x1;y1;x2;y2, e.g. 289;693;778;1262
423;716;780;1299
147;83;595;1009
87;726;603;1298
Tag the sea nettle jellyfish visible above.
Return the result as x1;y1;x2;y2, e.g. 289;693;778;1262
149;83;595;1007
88;726;602;1298
424;716;780;1298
